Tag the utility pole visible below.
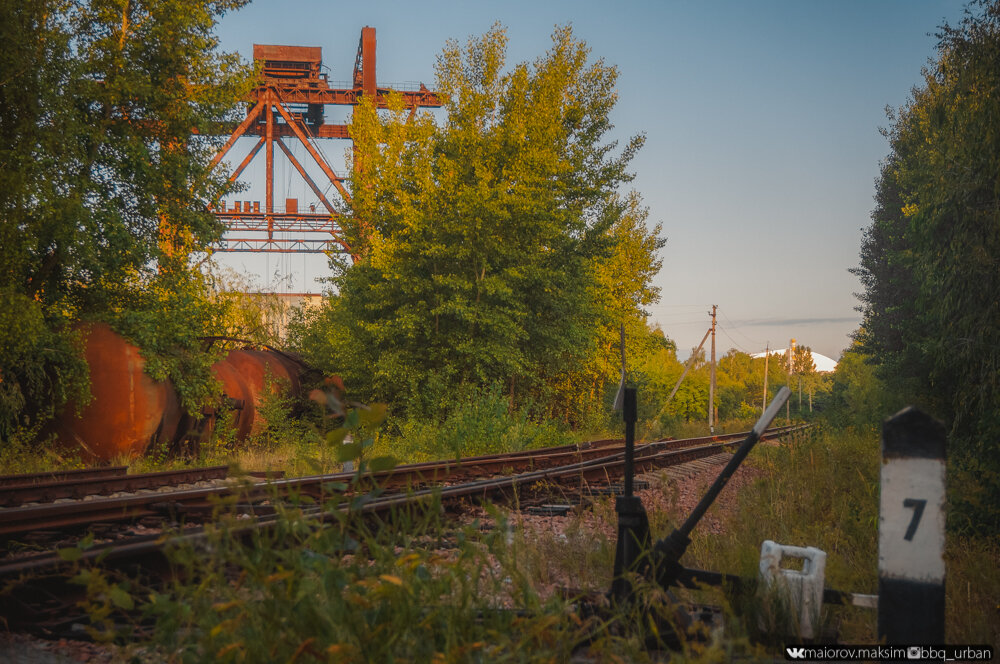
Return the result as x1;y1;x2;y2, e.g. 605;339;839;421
762;342;769;415
787;338;795;424
663;328;711;407
709;305;717;433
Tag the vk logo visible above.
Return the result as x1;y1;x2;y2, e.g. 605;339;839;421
786;647;807;659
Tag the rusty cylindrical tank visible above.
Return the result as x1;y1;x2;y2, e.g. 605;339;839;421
209;348;304;439
53;323;168;461
53;326;309;460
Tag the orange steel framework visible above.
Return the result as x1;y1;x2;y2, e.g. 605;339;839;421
207;27;442;254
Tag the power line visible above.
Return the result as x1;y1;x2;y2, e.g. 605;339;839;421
717;324;756;355
647;304;710;311
650;318;712;326
718;309;766;347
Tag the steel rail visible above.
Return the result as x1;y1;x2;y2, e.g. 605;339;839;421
0;466;231;507
0;426;806;538
0;426;808;579
0;466;128;489
0;425;809;630
393;425;803;486
351;432;799;512
290;425;801;491
0;444;719;582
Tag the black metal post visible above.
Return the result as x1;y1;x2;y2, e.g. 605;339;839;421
623;387;636;497
611;387;650;604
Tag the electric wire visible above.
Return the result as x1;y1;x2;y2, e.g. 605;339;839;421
719;309;766;348
717;324;757;355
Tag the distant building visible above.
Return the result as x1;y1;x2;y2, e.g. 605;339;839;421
751;349;837;373
234;292;325;341
272;293;324;338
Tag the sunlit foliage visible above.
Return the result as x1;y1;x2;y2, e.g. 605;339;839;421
297;25;663;426
853;0;1000;532
0;0;252;431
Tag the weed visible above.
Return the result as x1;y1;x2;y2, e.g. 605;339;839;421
676;426;998;644
380;385;577;463
0;425;85;474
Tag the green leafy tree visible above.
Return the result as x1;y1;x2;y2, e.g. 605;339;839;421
791;345;815;375
855;2;1000;432
716;350;762;420
204;266;289;347
756;351;790;406
1;0;91;433
581;194;667;417
853;1;1000;532
307;25;658;422
635;346;709;427
851;155;920;386
0;0;252;432
824;343;893;431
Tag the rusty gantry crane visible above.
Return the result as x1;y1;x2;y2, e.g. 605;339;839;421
208;27;442;255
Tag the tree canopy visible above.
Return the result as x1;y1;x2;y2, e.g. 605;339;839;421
296;25;663;423
0;0;252;434
852;0;1000;532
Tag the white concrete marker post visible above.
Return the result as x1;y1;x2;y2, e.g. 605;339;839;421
758;540;827;639
878;407;946;644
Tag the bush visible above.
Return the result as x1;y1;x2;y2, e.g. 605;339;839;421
379;385;576;462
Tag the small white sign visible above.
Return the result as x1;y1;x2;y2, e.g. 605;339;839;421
878;458;946;583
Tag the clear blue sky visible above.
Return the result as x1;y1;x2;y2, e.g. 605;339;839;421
211;0;967;361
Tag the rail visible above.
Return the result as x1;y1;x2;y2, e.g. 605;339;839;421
0;425;807;538
0;424;810;632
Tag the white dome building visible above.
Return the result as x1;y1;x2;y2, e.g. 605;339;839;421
751;349;838;373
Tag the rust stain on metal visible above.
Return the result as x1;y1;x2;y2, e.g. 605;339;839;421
52;326;309;462
213;348;302;438
54;323;167;461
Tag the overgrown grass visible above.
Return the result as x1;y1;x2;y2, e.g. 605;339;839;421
485;425;998;649
119;383;333;477
1;383;777;479
129;499;580;661
670;426;998;645
0;425;87;475
671;426;879;643
90;487;749;663
372;386;578;464
643;416;761;442
9;395;997;652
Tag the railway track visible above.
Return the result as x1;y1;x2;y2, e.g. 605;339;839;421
0;425;809;634
0;427;800;540
0;466;234;507
0;466;129;488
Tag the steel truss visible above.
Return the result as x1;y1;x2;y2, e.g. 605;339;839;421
206;28;443;256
